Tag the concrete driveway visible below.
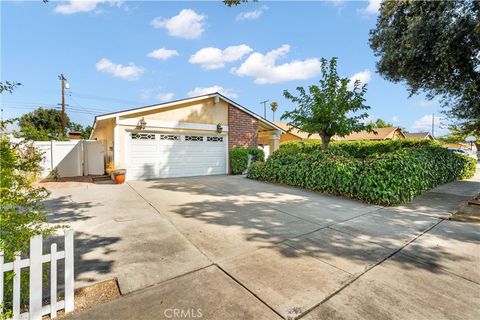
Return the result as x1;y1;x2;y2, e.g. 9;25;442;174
45;173;480;319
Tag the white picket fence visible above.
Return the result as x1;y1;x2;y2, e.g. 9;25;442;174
0;230;74;320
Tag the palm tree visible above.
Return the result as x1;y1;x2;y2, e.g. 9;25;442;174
270;101;278;121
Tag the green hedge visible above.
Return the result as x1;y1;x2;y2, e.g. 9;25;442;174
247;142;476;205
230;147;265;175
278;139;440;158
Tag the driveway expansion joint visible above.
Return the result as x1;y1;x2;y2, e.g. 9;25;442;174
297;216;445;319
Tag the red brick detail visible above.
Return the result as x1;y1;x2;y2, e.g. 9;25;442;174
228;104;258;149
228;104;258;173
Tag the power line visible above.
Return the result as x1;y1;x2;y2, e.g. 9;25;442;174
69;91;141;106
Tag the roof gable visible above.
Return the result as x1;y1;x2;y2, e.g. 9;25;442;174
93;93;284;133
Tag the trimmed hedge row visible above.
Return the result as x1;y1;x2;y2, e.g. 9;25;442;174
247;142;476;205
230;147;265;175
278;139;440;158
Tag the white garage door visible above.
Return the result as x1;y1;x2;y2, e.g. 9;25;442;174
126;131;227;180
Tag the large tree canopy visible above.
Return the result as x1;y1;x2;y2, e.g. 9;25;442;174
369;0;480;134
372;118;394;128
281;58;372;151
18;108;70;140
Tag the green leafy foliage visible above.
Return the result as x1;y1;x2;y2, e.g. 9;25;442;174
281;57;373;151
277;139;439;159
247;140;476;205
1;137;59;315
370;1;480;134
0;81;21;94
0;137;57;258
230;147;265;175
17;108;69;141
371;118;394;128
223;0;254;7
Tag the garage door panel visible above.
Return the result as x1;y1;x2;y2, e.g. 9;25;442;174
126;132;227;180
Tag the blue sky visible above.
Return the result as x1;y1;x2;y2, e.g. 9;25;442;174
1;0;447;135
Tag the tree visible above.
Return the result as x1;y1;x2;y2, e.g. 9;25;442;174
223;0;253;6
17;108;71;140
281;58;372;151
369;1;480;134
0;81;21;94
80;125;93;139
270;101;278;121
372;118;393;128
0;82;58;317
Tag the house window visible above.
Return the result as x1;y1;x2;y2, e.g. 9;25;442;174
159;134;180;141
131;133;155;140
207;136;223;142
185;135;204;142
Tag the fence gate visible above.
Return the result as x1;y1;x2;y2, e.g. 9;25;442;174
0;230;75;320
33;140;104;178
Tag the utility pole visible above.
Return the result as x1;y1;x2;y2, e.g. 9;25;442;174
260;100;269;119
58;74;67;134
432;114;435;137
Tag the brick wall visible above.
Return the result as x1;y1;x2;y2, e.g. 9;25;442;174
228;104;258;151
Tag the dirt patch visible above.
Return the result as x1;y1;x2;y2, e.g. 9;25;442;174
450;195;480;223
43;279;120;319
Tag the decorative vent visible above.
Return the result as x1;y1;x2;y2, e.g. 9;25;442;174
159;134;180;141
185;135;204;142
207;136;223;142
131;133;155;140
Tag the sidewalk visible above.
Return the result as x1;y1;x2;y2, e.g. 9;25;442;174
67;171;480;320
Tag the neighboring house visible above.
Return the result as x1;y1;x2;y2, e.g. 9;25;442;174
333;127;406;141
273;122;406;142
443;142;475;151
404;132;435;140
90;93;284;180
272;121;322;143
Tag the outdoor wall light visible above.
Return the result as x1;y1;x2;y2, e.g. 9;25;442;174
216;124;223;134
138;117;147;130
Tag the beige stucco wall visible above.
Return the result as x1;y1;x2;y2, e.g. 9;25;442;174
123;99;228;125
90;118;114;165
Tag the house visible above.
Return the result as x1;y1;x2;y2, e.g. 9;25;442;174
90;93;284;180
333;127;406;141
272;122;323;143
273;122;406;142
404;132;435;140
68;131;82;140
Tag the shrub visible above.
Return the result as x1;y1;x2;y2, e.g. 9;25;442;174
0;137;59;316
279;139;440;159
230;147;265;175
248;141;476;205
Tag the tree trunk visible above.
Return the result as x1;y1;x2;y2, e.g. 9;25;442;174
321;135;332;151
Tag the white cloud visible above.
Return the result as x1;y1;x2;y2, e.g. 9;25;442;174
236;5;268;21
348;69;372;90
416;99;439;108
155;92;175;102
147;48;179;60
95;58;144;81
140;88;153;100
231;44;323;84
392;116;399;122
151;9;206;39
189;45;253;70
358;0;381;15
411;114;446;135
187;86;238;99
54;0;122;15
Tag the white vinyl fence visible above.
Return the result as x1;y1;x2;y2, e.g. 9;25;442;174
0;230;74;320
33;140;104;178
